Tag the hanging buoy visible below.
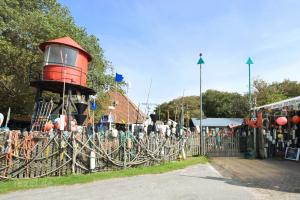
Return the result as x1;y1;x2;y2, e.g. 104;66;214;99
278;133;283;139
127;138;132;149
71;123;77;132
167;120;172;126
60;115;65;130
276;117;287;126
181;148;186;160
0;113;4;127
291;115;300;124
166;128;171;137
91;101;96;111
90;151;96;170
171;127;176;134
53;118;60;129
71;125;77;132
138;132;144;140
44;121;53;132
111;129;118;138
76;125;83;133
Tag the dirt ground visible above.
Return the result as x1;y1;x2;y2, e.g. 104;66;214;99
210;157;300;199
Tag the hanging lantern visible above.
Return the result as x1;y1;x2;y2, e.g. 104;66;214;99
276;117;287;126
291;115;300;124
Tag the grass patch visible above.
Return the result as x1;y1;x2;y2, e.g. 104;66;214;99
0;156;208;195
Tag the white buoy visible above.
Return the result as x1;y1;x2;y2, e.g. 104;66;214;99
90;151;96;170
112;129;118;138
138;132;144;140
182;148;186;160
60;115;65;131
171;127;176;134
166;128;171;137
0;113;4;127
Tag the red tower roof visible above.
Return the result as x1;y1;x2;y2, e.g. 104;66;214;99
39;36;92;61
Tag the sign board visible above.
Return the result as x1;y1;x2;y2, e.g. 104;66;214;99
285;147;300;161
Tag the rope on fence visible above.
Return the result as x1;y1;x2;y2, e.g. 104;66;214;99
0;130;199;179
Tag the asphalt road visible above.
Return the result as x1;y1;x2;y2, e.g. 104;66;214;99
0;164;256;200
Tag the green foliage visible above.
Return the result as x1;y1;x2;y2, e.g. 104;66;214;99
253;79;300;106
0;156;208;194
0;0;114;117
157;91;249;121
202;90;249;118
156;96;204;123
157;79;300;121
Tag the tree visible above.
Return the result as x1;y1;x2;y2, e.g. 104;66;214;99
157;79;300;122
277;79;300;98
0;0;114;117
253;79;300;106
155;90;249;123
155;96;204;123
202;90;249;118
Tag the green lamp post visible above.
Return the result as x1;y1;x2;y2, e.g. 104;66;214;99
246;57;253;109
197;53;205;155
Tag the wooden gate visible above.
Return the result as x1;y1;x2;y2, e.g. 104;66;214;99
202;133;240;157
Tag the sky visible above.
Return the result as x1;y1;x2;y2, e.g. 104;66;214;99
59;0;300;108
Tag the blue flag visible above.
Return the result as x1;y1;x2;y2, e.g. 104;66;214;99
115;73;124;82
91;101;97;111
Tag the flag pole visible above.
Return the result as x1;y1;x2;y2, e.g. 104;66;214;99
127;83;130;131
197;53;205;155
114;73;117;131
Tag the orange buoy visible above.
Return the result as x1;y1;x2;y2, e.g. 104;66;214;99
291;115;300;124
71;125;77;132
44;122;53;132
127;138;132;149
53;118;60;129
71;121;77;132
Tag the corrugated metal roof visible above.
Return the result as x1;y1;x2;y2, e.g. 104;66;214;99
254;95;300;111
191;118;243;127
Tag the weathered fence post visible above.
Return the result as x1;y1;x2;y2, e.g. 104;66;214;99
72;132;76;174
123;132;127;169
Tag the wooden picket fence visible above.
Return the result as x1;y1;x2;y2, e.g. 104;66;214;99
0;130;200;179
